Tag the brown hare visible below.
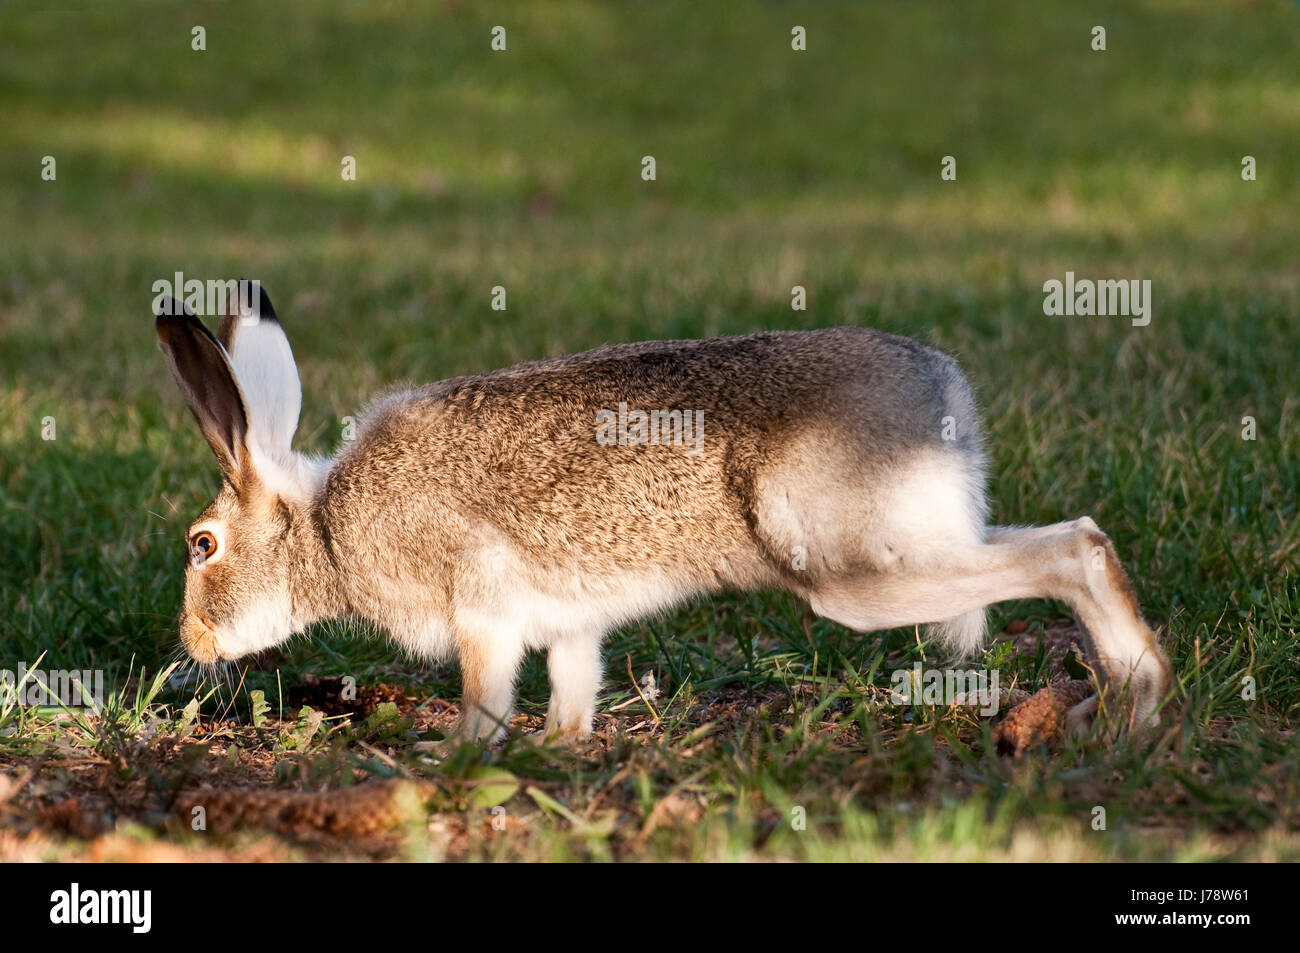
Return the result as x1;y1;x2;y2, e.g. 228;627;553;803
155;287;1171;743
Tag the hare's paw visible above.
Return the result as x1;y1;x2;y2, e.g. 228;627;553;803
1064;694;1099;738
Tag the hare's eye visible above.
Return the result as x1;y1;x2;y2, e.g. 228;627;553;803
190;531;218;562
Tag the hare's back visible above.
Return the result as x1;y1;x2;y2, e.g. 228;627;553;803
331;327;981;580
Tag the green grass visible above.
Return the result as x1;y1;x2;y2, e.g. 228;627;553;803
0;0;1297;861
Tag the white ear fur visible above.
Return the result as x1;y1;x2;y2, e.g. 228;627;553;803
222;311;302;458
218;289;328;502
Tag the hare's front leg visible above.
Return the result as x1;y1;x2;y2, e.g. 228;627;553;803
544;635;603;741
453;615;525;744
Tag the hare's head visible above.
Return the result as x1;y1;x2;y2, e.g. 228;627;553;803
155;287;326;663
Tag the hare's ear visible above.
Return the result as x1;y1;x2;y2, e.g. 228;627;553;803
216;283;301;459
155;298;252;490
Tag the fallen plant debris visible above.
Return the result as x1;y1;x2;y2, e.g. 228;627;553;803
993;680;1095;756
176;778;435;838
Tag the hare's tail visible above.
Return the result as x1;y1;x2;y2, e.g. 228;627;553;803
924;608;988;658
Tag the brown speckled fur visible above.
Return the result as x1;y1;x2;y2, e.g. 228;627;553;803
325;328;977;598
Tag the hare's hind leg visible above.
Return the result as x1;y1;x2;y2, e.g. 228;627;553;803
809;518;1171;728
982;519;1171;727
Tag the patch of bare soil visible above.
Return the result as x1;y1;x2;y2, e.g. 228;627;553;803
286;675;419;718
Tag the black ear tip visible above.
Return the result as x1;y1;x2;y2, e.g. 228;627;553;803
154;295;198;320
155;309;191;340
236;279;279;324
256;284;279;324
155;313;185;352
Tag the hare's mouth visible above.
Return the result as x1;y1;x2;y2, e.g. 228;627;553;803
180;613;221;664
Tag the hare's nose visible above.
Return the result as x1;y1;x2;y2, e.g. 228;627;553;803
180;613;220;663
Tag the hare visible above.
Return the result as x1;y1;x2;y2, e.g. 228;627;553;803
155;287;1172;743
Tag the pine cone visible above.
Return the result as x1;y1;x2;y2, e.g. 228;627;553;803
993;680;1094;756
176;779;432;838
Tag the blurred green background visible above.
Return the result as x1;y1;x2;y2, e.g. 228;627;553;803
0;1;1297;859
3;0;1297;682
